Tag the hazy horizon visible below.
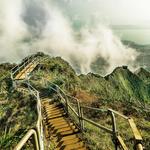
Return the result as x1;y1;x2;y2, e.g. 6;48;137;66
54;0;150;45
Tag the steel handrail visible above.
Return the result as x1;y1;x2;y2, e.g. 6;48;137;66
80;104;108;113
14;57;44;150
14;83;44;150
108;108;129;119
11;54;36;72
12;57;36;76
11;56;31;74
82;116;113;134
13;56;143;150
11;54;39;80
14;129;39;150
45;80;143;150
27;82;44;150
11;57;29;72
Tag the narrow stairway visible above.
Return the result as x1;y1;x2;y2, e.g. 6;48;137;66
42;99;87;150
15;61;38;80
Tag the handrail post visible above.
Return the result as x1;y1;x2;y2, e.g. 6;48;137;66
65;95;69;116
135;143;143;150
56;86;61;103
11;72;13;80
31;132;39;150
14;129;39;150
80;106;84;130
36;90;44;150
77;100;82;130
37;91;40;100
109;110;118;150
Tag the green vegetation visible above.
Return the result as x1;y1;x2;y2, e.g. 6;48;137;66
0;64;37;150
30;54;150;149
0;89;37;149
0;53;150;149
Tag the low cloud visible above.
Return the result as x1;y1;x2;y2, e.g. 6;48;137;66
0;0;139;74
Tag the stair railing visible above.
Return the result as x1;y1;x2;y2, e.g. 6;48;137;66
13;55;45;150
14;82;44;150
27;83;44;150
11;54;39;80
11;55;33;80
14;129;39;150
45;81;143;150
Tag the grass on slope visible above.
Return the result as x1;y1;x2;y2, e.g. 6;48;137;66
30;55;150;149
0;78;37;149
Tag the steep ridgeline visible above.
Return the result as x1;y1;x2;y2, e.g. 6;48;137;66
79;66;150;103
135;67;150;84
0;54;150;149
33;55;150;103
31;54;150;149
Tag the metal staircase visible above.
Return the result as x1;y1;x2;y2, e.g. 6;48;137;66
42;99;87;150
9;55;143;150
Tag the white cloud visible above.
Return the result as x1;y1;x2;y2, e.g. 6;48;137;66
0;0;139;74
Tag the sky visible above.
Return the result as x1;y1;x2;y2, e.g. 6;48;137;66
55;0;150;25
54;0;150;44
0;0;149;74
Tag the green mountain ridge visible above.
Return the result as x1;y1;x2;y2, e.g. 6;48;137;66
135;67;150;84
0;53;150;149
31;54;150;149
79;66;150;102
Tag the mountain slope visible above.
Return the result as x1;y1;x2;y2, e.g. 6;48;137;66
30;54;150;149
135;67;150;84
79;66;150;102
0;62;37;149
0;53;150;149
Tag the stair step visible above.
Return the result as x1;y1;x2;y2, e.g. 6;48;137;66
77;147;87;150
48;119;66;125
48;120;68;127
42;99;87;150
47;114;66;120
49;122;71;129
58;141;85;150
56;138;81;148
44;103;62;107
59;128;79;136
45;107;64;111
48;117;65;121
47;106;63;109
54;126;77;134
46;109;65;114
44;108;63;112
51;123;74;130
46;110;64;114
59;134;79;141
46;112;66;118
